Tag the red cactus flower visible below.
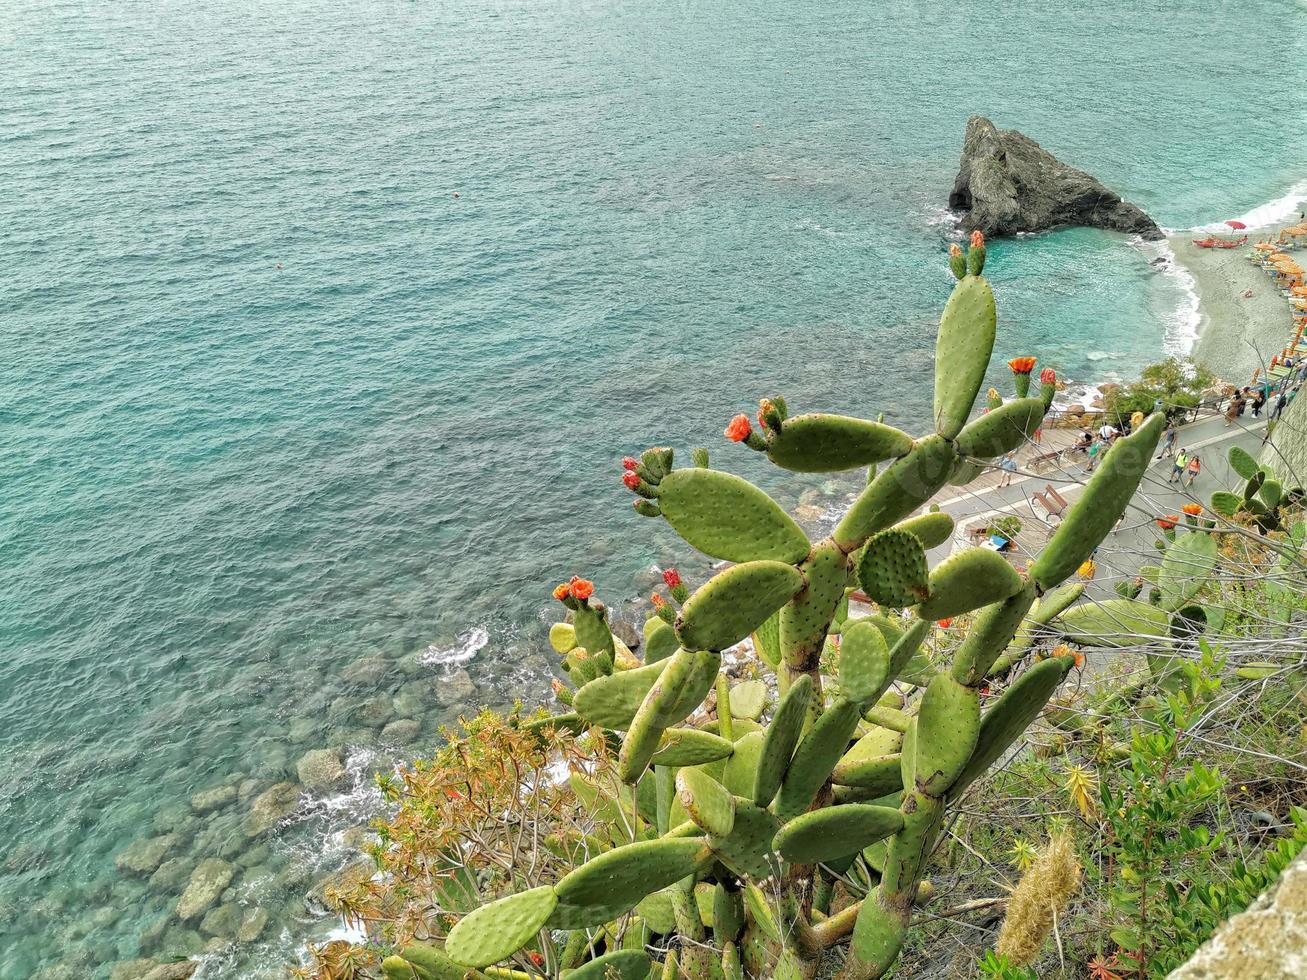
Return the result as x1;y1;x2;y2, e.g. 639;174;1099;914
622;470;642;490
970;230;984;249
936;618;953;629
1039;368;1057;385
725;414;752;442
551;678;567;695
651;592;665;609
1073;651;1086;669
663;568;681;589
1156;515;1179;530
569;577;594;601
1008;356;1037;375
528;952;545;967
622;456;638;471
552;582;571;601
1183;503;1202;516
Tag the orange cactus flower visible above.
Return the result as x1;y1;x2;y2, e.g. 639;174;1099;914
936;618;953;629
1039;368;1057;385
650;592;664;609
1182;502;1202;516
949;243;963;257
551;678;567;696
1008;356;1038;375
1156;515;1179;530
1073;651;1086;669
552;582;571;601
725;414;752;442
970;230;984;249
1077;558;1096;580
568;577;594;601
1052;644;1074;659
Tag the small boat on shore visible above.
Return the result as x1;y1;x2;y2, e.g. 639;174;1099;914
1192;235;1248;249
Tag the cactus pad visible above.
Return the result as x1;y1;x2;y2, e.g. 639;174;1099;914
708;798;781;879
553;839;713;925
549;623;577;654
444;884;557;968
676;767;737;837
1058;598;1169;647
723;730;765;797
677;561;806;652
772;803;905;864
657;468;810;564
838;619;892;705
728;679;769;720
752;673;812;806
835;435;959;549
651;728;736;767
950;581;1036;685
857;528;929;608
619;650;720;781
953;397;1045;459
380;944;466;980
912;674;979;795
1228;444;1259;479
917;547;1024;621
1029;412;1165;590
774;697;863;822
566;950;651;980
643;619;681;663
833;725;904;788
1158;531;1218;611
892;509;955;549
766;413;913;473
573;658;670;729
933;274;997;439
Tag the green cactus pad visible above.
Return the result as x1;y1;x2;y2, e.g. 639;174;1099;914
947;457;987;486
566;950;651;980
838;619;891;705
1209;491;1242;517
573;658;670;729
723;730;765;797
953;397;1045;458
380;944;466;980
833;725;904;787
722;942;745;980
676;767;737;837
636;889;677;934
856;528;929;608
549;623;577;654
553;839;713;926
779;539;849;672
727;679;769;720
950;581;1037;685
752;674;812;806
772;803;905;864
444;884;557;968
573;603;615;659
752;611;781;669
677;561;805;652
619;650;720;782
1245;470;1265;502
1158;531;1218;612
850;895;908;974
651;728;736;767
951;655;1073;798
917;548;1024;621
765;413;913;473
1259;478;1283;510
912;673;979;795
712;884;746;942
933;274;997;439
1029;412;1165;590
834;435;959;549
1228;444;1259;479
657;468;810;564
774;697;863;822
1058;598;1169;647
892;510;955;549
643;619;681;664
708;798;781;879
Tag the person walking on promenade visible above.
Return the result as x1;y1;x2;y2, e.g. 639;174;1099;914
998;451;1017;488
1157;421;1178;459
1184;453;1201;488
1098;421;1118;442
1251;388;1266;418
1271;389;1289;421
1224;394;1243;427
1168;448;1188;484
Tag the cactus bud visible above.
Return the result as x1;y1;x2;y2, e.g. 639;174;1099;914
632;499;661;518
758;398;783;432
622;470;642;490
1008;356;1037;398
622;470;658;499
663;567;688;603
1039;368;1058;410
967;230;986;275
948;243;966;280
1155;515;1179;531
622;456;638;471
987;387;1003;411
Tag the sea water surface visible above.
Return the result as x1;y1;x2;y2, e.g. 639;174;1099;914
2;1;1306;975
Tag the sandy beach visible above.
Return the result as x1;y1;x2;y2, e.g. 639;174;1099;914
1171;202;1306;384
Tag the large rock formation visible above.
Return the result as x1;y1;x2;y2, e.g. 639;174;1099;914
949;116;1162;240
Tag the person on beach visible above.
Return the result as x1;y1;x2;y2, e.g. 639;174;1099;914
1184;453;1201;488
1168;448;1188;484
1156;422;1178;459
998;451;1017;488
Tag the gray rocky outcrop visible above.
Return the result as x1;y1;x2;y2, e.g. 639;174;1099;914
175;858;236;921
949;116;1162;240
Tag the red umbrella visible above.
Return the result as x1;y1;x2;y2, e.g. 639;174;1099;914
1226;220;1247;230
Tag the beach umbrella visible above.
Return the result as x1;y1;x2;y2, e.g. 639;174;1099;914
1225;220;1247;230
1255;242;1277;250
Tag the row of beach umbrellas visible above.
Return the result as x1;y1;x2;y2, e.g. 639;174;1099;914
1247;225;1307;377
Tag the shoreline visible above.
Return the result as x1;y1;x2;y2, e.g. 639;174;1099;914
1168;198;1306;385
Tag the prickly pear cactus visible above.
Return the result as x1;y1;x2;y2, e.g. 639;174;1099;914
418;237;1165;979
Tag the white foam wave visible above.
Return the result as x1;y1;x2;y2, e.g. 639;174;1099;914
1189;178;1307;233
1133;236;1201;355
418;626;489;668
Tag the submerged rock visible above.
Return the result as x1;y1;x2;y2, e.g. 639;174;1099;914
199;902;243;939
296;748;348;793
190;784;238;816
381;718;421;743
115;834;181;876
175;858;236;921
243;781;301;838
435;668;476;708
341;654;388;686
148;856;196;893
949;116;1162;240
237;906;269;942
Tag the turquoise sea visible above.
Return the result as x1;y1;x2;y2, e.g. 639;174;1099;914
2;1;1306;975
